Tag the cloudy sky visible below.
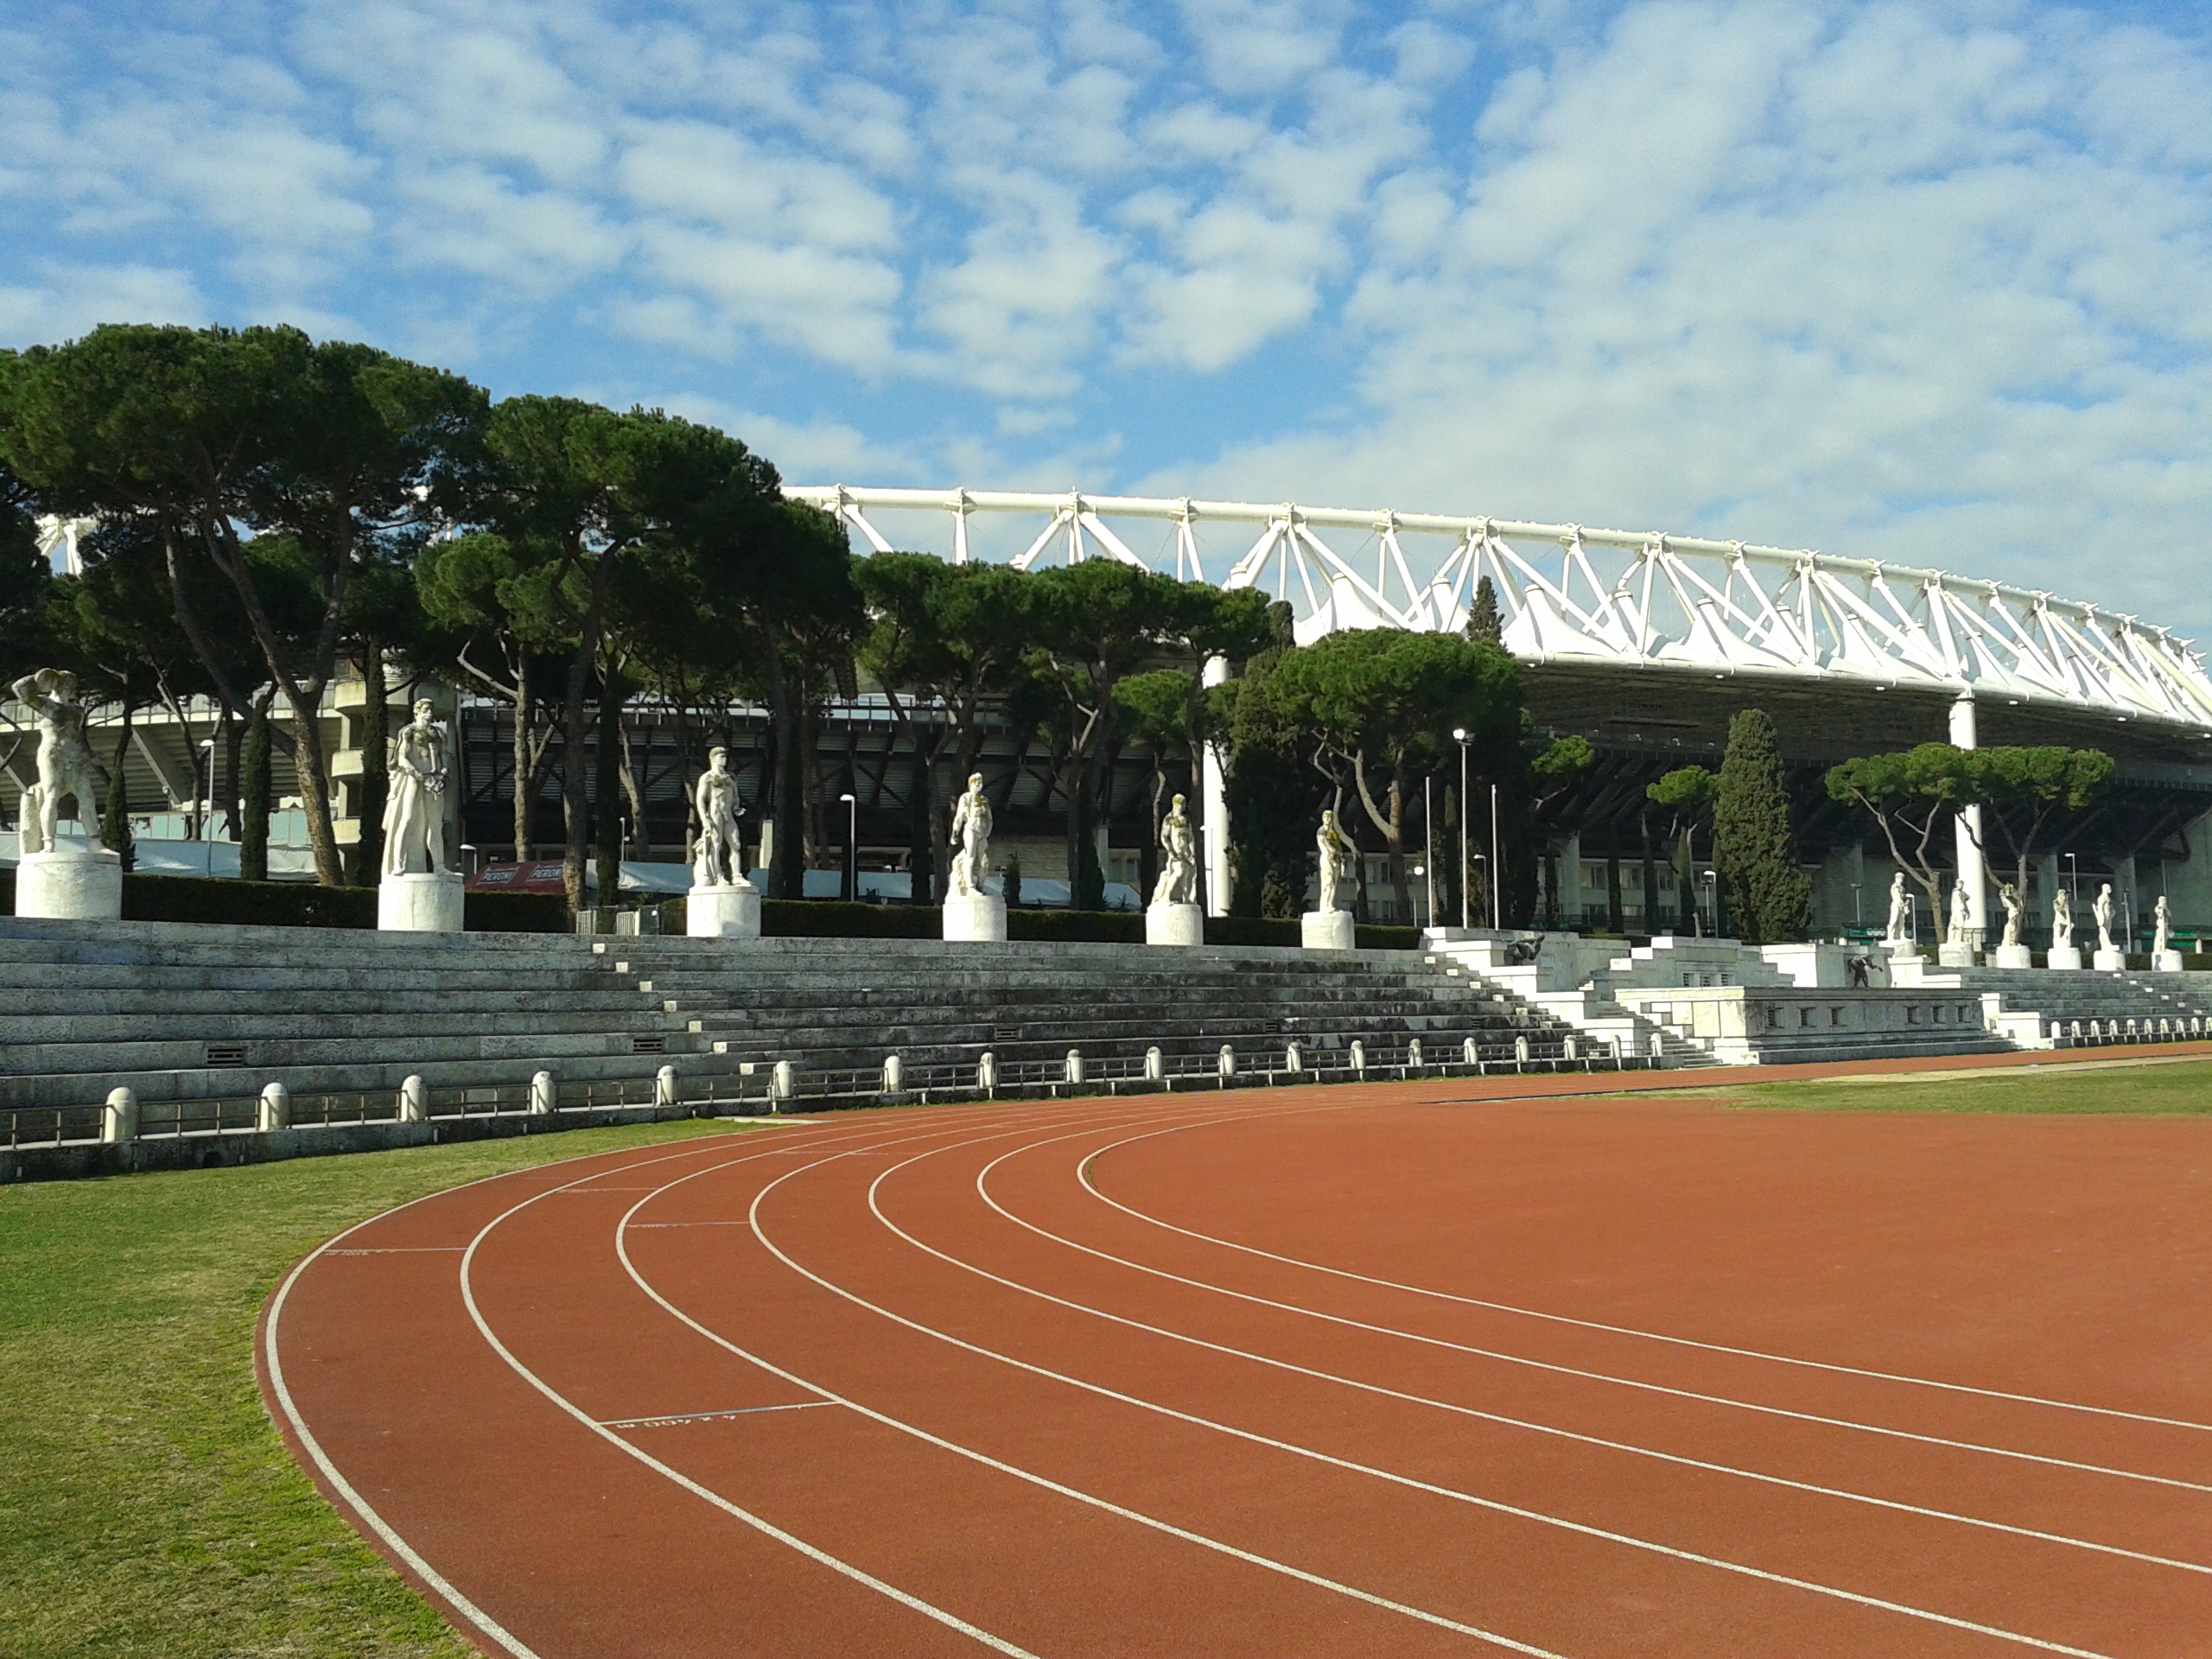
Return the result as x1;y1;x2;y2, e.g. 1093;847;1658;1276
4;0;2210;627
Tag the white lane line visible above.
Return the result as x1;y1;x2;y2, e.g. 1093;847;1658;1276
327;1247;467;1255
602;1402;838;1428
264;1130;792;1659
755;1117;2119;1657
1079;1115;2212;1434
616;1125;1574;1659
936;1130;2209;1574
457;1131;1057;1659
978;1135;2212;1495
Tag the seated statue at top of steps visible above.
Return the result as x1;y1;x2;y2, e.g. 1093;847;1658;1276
10;670;109;853
949;772;993;898
382;699;449;876
1883;872;1910;943
1998;881;2023;947
2093;882;2116;954
1152;794;1198;907
1315;809;1356;913
692;747;749;888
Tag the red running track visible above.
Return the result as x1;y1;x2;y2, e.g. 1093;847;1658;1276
259;1083;2212;1657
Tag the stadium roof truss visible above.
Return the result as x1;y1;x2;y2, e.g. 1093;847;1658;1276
791;486;2212;735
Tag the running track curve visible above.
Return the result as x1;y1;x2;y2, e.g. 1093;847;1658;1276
259;1079;2212;1656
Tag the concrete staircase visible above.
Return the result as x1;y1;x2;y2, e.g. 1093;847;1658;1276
0;917;687;1110
603;936;1597;1087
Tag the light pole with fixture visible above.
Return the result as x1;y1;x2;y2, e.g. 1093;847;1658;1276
1422;774;1436;931
1452;728;1471;929
838;792;858;902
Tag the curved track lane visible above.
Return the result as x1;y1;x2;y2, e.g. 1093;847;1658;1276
264;1089;2212;1657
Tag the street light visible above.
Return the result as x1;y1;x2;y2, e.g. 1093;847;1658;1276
1700;868;1717;938
1422;774;1436;932
838;792;858;903
1452;728;1470;930
197;737;215;844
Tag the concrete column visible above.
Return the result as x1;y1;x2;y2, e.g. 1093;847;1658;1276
1200;654;1230;917
1559;834;1582;931
1949;693;1986;948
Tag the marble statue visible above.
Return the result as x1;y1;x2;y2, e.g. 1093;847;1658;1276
949;772;992;899
2154;893;2171;957
1884;872;1910;943
10;670;108;852
691;747;747;887
1948;879;1971;941
2051;886;2074;947
1998;881;2022;948
1152;793;1198;907
1315;809;1357;914
381;699;448;877
2093;882;2116;953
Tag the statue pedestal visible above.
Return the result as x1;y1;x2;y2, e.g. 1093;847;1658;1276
2155;949;2185;972
16;843;123;920
1301;910;1355;951
1937;942;1976;967
943;893;1007;943
1993;944;2034;969
378;872;465;932
2093;947;2126;972
2046;945;2082;970
686;882;760;939
1145;902;1204;946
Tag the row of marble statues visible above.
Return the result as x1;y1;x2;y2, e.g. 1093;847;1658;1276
1878;869;2173;959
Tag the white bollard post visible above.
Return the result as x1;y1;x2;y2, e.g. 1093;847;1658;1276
1145;1046;1164;1081
1649;1031;1666;1060
1462;1036;1478;1066
1065;1049;1084;1086
1217;1044;1236;1081
1563;1035;1578;1062
655;1064;681;1108
1350;1039;1366;1075
1515;1034;1531;1065
882;1053;903;1093
1285;1041;1303;1074
1406;1038;1423;1070
530;1070;558;1116
257;1082;290;1133
977;1052;997;1091
102;1086;138;1145
397;1074;427;1124
770;1059;797;1108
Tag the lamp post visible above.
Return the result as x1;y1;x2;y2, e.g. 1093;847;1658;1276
1452;728;1470;930
1490;781;1502;931
196;737;215;844
1700;868;1717;938
1850;880;1862;931
838;792;857;903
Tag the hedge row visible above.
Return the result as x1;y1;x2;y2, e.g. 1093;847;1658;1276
0;870;570;933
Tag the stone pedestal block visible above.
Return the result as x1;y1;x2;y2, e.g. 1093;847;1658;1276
1993;944;2034;969
2093;947;2126;972
2046;945;2082;970
1300;909;1355;951
16;845;123;920
2155;949;2186;972
1937;941;1976;967
378;871;465;932
943;892;1007;942
687;882;761;939
1145;902;1204;946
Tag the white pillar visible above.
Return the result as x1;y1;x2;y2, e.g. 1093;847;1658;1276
1949;692;1986;947
1200;654;1231;917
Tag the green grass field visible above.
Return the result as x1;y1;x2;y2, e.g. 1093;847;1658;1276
3;1065;2207;1657
0;1118;760;1659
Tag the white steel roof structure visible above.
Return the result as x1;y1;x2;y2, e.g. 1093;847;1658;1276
791;486;2212;737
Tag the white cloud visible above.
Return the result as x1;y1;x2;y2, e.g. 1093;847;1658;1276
0;263;209;343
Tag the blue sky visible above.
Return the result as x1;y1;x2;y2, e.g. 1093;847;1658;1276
4;0;2211;628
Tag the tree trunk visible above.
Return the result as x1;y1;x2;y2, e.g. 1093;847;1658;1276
241;690;272;881
102;708;134;869
512;655;534;861
219;701;241;842
621;718;649;861
594;669;624;911
907;750;936;904
559;643;594;915
766;646;806;901
351;644;389;885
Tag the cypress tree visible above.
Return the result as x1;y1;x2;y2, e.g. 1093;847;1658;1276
1465;576;1503;646
1713;708;1810;944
